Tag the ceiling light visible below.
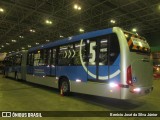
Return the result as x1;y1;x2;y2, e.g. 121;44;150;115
0;8;4;13
6;43;10;45
11;40;17;42
1;45;4;48
132;28;137;32
28;45;31;48
19;35;24;38
110;19;116;24
36;42;39;45
46;40;50;42
79;28;84;32
21;47;25;50
74;4;78;9
74;4;81;10
78;7;81;10
60;35;64;38
30;29;36;33
45;19;52;24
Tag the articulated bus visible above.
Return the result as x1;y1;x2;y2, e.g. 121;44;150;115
4;51;27;80
4;27;153;99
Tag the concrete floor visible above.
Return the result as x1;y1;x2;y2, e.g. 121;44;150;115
0;74;160;120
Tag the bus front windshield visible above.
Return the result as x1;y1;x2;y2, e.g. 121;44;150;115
124;32;150;54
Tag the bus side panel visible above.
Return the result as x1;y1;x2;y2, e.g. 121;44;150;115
6;66;15;78
56;66;88;82
26;66;58;88
26;74;58;88
70;75;121;99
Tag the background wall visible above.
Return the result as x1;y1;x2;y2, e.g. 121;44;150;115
145;32;160;52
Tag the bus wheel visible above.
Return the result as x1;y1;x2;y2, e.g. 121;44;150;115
60;79;70;96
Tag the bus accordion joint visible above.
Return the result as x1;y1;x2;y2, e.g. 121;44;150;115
126;65;133;86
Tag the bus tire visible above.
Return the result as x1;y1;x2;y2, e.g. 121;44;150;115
60;78;70;96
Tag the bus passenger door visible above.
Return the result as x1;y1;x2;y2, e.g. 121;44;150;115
87;36;109;82
87;34;120;83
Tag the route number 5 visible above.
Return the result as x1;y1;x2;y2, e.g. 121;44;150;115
89;41;96;63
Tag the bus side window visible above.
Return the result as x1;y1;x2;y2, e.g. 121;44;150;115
6;57;13;66
46;49;51;65
34;49;47;66
52;48;56;66
27;53;34;66
81;40;89;63
34;51;40;66
72;41;89;65
99;39;108;65
74;43;81;65
109;34;120;65
14;55;22;65
58;44;74;65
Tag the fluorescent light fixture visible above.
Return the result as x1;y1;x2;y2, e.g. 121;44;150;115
45;19;52;24
19;35;24;38
74;4;81;10
132;28;137;32
0;8;4;13
46;40;50;42
22;47;25;50
11;40;17;42
30;29;36;32
74;4;78;9
110;19;116;24
28;45;31;48
36;42;39;45
1;45;4;48
79;28;84;32
60;35;64;38
78;6;81;10
6;43;10;45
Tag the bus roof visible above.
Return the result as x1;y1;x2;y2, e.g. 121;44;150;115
28;27;114;52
